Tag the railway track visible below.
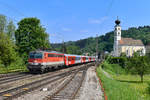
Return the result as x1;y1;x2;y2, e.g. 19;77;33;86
0;65;83;93
0;63;92;100
0;71;73;100
0;74;33;85
0;72;28;79
44;66;87;100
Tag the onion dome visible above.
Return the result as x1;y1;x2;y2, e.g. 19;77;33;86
115;19;120;25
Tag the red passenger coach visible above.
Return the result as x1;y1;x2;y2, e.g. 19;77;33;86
64;54;76;66
81;56;86;63
64;54;82;66
89;57;92;62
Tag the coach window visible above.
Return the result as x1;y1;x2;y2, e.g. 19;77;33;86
53;54;55;57
76;57;80;60
70;58;72;61
48;54;54;57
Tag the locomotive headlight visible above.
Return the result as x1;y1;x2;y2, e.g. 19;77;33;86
41;63;44;65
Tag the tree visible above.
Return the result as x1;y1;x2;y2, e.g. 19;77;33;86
6;20;16;39
15;17;51;61
0;33;24;67
0;14;7;33
60;42;67;53
127;55;150;82
67;45;81;55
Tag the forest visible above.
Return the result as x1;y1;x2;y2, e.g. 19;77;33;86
53;26;150;55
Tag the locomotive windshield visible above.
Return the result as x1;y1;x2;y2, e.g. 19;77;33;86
29;52;43;59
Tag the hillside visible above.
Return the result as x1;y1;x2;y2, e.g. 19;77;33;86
52;26;150;54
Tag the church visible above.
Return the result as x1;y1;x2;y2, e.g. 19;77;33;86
113;19;146;57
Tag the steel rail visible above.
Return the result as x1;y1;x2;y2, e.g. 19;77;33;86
71;69;86;100
0;74;33;85
45;66;88;100
3;71;73;100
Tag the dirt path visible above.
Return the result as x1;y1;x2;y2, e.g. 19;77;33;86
77;66;103;100
102;69;113;79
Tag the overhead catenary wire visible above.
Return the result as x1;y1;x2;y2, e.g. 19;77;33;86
0;1;26;17
0;1;27;23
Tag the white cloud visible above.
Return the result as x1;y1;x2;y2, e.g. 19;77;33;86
88;16;108;24
62;27;72;32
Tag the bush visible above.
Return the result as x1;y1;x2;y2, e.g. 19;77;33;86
107;57;127;68
147;83;150;94
102;61;126;75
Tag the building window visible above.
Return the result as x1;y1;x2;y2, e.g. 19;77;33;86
126;49;129;56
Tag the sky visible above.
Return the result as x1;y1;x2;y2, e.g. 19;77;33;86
0;0;150;43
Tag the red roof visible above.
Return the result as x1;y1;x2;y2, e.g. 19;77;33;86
119;38;144;46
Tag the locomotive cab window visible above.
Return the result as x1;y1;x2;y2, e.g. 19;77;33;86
48;54;56;57
29;52;43;59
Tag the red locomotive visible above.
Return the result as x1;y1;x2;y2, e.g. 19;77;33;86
27;50;96;73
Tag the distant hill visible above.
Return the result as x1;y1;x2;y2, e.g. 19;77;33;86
52;26;150;55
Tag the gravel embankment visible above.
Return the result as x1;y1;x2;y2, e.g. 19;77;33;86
76;66;103;100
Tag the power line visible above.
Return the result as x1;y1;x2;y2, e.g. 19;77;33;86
0;1;26;17
0;1;27;23
105;0;115;16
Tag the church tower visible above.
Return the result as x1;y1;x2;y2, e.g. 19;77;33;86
113;18;121;57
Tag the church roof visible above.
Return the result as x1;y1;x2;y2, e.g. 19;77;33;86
119;38;144;46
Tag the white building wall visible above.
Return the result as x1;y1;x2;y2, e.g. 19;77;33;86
120;45;146;56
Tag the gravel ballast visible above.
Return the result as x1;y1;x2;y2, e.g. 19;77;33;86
77;66;103;100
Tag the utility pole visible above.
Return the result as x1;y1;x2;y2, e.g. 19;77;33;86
96;34;99;66
62;40;64;53
62;39;67;53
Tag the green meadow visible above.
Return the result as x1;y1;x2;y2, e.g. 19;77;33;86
97;62;150;100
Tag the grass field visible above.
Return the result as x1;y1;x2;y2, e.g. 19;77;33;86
97;62;150;100
113;74;150;99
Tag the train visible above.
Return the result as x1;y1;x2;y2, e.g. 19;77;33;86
27;50;96;73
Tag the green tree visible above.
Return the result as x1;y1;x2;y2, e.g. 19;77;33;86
127;55;150;82
0;33;24;67
67;45;81;55
60;42;67;53
6;20;16;39
0;14;7;33
15;17;51;61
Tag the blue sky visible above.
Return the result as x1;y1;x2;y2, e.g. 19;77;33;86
0;0;150;43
